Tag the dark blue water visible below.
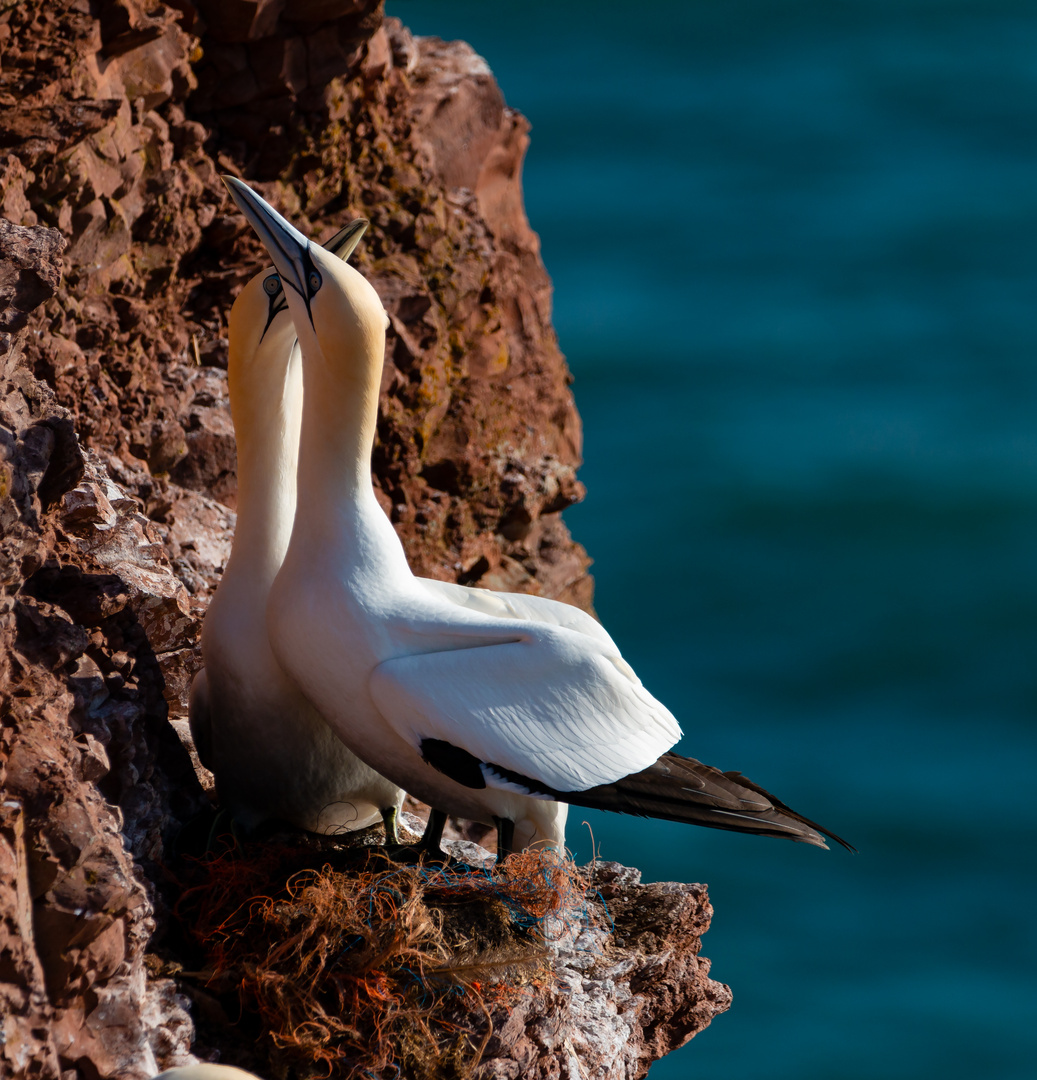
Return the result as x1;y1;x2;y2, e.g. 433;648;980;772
391;3;1037;1076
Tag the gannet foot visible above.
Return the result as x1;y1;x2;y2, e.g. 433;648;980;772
383;843;452;867
380;804;402;846
383;807;453;864
493;816;515;866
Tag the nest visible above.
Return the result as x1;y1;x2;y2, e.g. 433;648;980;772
175;839;588;1080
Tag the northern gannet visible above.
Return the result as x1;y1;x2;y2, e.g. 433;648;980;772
189;218;404;839
224;177;853;858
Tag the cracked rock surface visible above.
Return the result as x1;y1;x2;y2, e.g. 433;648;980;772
0;3;731;1077
473;861;733;1080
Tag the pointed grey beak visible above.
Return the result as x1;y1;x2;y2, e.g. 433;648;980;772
324;218;369;262
267;218;369;322
222;175;312;305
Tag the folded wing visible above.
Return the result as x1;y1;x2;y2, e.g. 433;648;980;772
418;578;617;648
369;623;681;794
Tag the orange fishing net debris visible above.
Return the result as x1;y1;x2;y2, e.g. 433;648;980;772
176;842;588;1080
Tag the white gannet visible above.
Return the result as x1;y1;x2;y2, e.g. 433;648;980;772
224;177;853;858
188;218;404;839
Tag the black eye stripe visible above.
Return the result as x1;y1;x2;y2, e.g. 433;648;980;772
300;247;322;299
260;282;288;341
260;245;323;336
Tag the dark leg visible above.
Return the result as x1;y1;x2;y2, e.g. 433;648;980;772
380;805;401;846
381;807;451;864
420;807;448;858
493;816;516;864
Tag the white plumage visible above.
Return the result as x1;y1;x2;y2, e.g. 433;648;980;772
153;1068;265;1080
189;221;403;837
221;176;851;858
369;606;681;793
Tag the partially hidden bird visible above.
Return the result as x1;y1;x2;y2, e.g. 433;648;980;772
223;176;853;859
189;217;404;839
154;1068;266;1080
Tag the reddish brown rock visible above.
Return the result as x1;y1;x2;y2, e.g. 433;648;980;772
0;3;729;1077
0;214;198;1080
468;860;733;1080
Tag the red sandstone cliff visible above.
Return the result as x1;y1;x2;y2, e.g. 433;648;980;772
0;3;731;1076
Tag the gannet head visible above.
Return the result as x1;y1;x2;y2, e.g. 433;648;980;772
227;216;371;391
222;177;390;384
227;264;298;396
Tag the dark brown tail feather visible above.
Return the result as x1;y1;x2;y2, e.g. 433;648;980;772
558;753;856;852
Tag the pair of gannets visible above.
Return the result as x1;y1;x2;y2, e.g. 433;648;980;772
202;175;851;858
189;221;403;838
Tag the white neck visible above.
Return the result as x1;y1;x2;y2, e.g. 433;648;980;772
224;346;304;592
292;332;411;579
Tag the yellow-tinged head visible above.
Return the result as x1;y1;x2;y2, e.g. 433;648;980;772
226;264;297;408
225;214;371;441
298;244;391;384
222;177;389;392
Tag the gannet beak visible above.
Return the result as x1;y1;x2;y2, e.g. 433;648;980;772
265;218;370;325
222;175;315;315
324;218;369;261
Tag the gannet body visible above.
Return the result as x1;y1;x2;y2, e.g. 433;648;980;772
189;220;403;836
225;177;852;856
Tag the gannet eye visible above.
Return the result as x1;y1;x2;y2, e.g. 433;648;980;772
308;270;322;293
263;274;280;295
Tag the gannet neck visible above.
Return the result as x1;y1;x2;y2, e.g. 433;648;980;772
221;179;390;523
221;218;372;581
294;332;382;511
277;247;402;563
229;343;303;583
222;271;302;588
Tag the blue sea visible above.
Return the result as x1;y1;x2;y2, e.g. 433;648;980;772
390;3;1037;1076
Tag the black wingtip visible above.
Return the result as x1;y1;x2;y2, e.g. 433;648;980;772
719;768;857;852
557;753;856;853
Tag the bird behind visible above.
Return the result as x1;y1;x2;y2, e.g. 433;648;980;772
190;220;404;838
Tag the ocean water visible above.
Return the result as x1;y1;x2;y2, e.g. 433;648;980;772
390;3;1037;1077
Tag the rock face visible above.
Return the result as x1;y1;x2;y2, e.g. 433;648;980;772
0;215;198;1079
0;2;731;1077
476;861;733;1080
5;0;591;610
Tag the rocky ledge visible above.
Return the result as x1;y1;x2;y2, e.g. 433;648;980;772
0;3;731;1077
